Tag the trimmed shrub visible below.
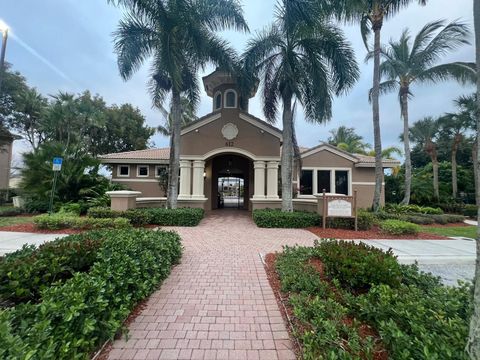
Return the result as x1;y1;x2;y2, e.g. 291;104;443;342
0;232;105;304
429;214;465;225
124;209;153;226
0;229;182;359
58;203;82;216
399;214;435;225
313;239;402;290
328;210;376;231
464;204;478;218
385;204;443;215
86;206;119;219
0;207;24;217
145;207;204;226
380;219;420;235
34;214;131;230
253;209;320;228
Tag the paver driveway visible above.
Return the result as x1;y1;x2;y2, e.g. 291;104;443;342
108;210;317;360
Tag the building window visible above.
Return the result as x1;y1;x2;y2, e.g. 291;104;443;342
317;170;331;193
214;92;222;110
225;90;237;108
335;170;349;195
118;165;130;177
300;170;313;195
137;165;149;177
155;165;168;177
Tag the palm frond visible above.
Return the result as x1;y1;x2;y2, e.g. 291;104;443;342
415;62;476;85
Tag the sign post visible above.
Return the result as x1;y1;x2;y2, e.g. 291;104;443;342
48;157;63;214
321;190;358;231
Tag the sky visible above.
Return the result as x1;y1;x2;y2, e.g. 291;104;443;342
1;0;475;164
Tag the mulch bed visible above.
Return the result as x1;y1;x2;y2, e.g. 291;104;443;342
264;253;388;360
0;223;81;234
307;225;449;240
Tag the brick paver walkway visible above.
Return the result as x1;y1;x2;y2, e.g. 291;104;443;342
108;210;318;360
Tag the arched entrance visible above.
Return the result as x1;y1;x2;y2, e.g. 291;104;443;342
209;154;252;210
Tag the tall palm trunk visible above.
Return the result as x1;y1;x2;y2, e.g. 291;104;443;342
281;95;293;212
467;0;480;356
371;15;384;212
451;135;461;198
400;87;411;205
473;139;479;205
166;90;182;209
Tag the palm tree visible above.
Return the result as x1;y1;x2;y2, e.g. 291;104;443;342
243;1;359;211
467;0;480;355
328;126;370;154
327;0;427;211
157;96;197;136
110;0;248;209
409;117;441;200
365;145;402;159
376;20;474;204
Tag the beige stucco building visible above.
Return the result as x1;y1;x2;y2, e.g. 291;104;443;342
0;131;14;191
100;70;399;211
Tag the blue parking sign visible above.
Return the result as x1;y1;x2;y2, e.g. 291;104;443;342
52;157;63;171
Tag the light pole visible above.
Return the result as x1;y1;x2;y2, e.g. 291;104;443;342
0;20;9;94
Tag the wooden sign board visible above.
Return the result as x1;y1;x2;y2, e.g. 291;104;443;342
322;190;358;231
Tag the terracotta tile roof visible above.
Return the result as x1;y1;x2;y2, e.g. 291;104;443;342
99;148;170;160
354;153;400;165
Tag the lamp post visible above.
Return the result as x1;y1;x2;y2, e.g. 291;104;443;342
0;20;9;94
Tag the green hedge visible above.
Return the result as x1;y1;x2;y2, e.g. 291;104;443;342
0;207;25;217
274;242;472;359
380;219;420;235
253;209;320;228
313;239;402;290
34;213;131;230
87;207;204;226
0;228;182;359
0;232;106;305
385;203;443;215
464;204;478;218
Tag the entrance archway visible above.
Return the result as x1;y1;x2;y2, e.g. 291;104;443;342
210;154;252;210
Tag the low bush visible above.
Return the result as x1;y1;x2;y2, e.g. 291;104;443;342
328;209;376;231
58;203;83;216
86;206;119;219
464;204;478;218
253;209;320;228
313;239;402;290
429;214;465;225
124;209;153;226
0;232;105;305
0;207;24;217
385;203;443;215
34;213;131;230
0;228;182;359
399;214;435;225
351;283;472;359
380;219;420;235
145;207;204;226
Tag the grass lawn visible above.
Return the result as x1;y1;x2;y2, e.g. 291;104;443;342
421;225;477;239
0;216;33;227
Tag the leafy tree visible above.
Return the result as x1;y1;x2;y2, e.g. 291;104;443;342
409;117;441;200
243;0;359;211
7;87;48;152
365;145;402;159
376;20;474;204
328;126;370;154
110;0;248;209
326;0;428;211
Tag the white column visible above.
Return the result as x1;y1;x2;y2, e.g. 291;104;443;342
266;161;279;199
178;160;192;199
253;161;266;199
192;160;205;198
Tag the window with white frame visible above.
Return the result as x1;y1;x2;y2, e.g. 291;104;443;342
224;89;237;108
137;165;149;177
214;92;222;110
118;165;130;177
155;165;168;178
300;168;350;196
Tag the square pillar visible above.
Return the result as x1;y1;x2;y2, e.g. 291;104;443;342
266;161;279;199
178;160;192;199
192;160;206;199
106;191;141;211
253;161;266;199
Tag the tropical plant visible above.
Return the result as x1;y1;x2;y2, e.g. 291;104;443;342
326;0;428;211
376;20;474;204
110;0;248;209
365;145;402;159
243;1;359;211
467;0;480;356
409;117;441;200
328;126;370;154
157;96;197;136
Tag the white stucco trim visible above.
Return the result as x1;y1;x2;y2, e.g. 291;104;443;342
355;162;399;168
181;147;281;162
181;113;222;135
238;113;283;140
352;182;385;186
112;178;159;183
300;167;352;197
213;91;222;111
300;145;358;163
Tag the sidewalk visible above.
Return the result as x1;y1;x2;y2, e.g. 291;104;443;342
0;231;67;256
